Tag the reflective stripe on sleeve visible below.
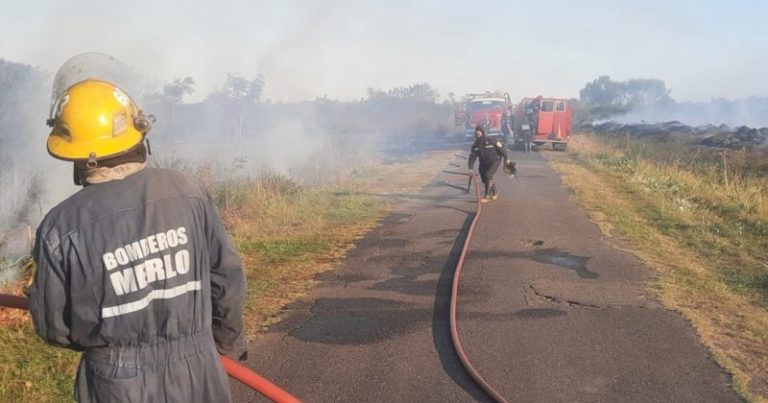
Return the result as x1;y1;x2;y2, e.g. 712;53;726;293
101;280;202;318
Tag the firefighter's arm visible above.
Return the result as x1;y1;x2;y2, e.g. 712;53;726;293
468;142;478;171
27;232;79;350
495;140;509;161
205;194;248;361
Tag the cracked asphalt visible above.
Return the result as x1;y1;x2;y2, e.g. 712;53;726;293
231;147;739;402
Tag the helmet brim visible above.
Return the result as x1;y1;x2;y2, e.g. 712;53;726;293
47;130;144;161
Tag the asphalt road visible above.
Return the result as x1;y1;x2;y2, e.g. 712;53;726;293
231;147;739;402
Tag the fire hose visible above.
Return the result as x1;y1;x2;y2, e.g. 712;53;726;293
451;173;508;403
0;293;300;403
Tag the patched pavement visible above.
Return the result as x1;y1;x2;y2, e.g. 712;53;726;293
232;148;739;402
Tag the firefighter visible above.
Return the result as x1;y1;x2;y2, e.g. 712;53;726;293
469;125;511;202
27;78;247;402
501;110;513;144
522;98;541;153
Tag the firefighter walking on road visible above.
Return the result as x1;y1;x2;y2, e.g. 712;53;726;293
27;53;247;403
469;125;514;202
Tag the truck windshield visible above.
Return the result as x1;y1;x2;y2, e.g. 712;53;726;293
468;100;505;111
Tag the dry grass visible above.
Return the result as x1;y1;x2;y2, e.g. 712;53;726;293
0;150;454;402
215;151;454;335
548;135;768;402
0;267;79;402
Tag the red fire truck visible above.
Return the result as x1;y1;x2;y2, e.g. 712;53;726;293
454;92;513;141
513;96;573;150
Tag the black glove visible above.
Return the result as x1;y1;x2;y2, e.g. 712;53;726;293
216;335;248;362
503;160;517;176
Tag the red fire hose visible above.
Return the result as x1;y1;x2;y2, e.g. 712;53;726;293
0;294;300;403
0;293;28;310
450;173;508;403
221;356;300;403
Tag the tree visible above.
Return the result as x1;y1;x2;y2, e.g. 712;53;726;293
580;75;672;108
388;83;439;103
622;78;672;107
579;76;623;107
209;73;265;102
206;73;267;139
163;76;196;103
141;77;197;140
578;75;674;121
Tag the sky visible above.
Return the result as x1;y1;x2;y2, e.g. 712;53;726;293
1;0;767;103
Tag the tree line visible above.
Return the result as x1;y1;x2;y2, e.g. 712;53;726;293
0;58;453;153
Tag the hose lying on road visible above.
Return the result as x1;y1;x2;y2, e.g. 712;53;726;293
0;293;301;403
221;355;300;403
450;173;509;403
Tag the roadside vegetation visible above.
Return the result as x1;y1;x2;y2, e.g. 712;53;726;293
0;57;457;401
208;154;452;334
548;134;768;402
0;151;452;402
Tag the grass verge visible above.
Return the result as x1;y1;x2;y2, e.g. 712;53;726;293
218;153;454;334
0;150;454;401
548;135;768;402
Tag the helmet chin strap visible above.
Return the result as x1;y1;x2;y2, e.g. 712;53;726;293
72;142;150;186
73;164;86;186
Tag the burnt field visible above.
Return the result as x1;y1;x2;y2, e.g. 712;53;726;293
579;121;768;150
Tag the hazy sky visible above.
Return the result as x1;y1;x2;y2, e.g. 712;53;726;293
2;0;766;102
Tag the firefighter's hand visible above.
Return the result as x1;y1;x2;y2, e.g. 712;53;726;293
468;169;473;176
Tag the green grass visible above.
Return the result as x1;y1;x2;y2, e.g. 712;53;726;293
575;137;768;300
237;238;330;265
0;326;79;402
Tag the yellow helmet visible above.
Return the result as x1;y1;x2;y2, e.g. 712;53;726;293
47;79;151;162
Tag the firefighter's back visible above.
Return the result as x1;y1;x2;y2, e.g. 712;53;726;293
35;167;231;403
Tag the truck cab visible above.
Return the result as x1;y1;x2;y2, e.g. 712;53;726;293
514;97;573;150
455;93;514;141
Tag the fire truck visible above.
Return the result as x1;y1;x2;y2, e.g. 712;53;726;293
513;97;573;151
454;92;513;141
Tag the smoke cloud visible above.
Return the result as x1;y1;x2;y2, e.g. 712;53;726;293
614;98;768;128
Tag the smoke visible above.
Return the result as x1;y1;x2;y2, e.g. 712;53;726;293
613;97;768;128
0;53;451;288
148;104;353;182
0;58;75;247
249;118;328;174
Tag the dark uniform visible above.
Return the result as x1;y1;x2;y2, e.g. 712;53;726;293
469;134;509;199
28;167;246;403
501;113;513;144
525;99;540;135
